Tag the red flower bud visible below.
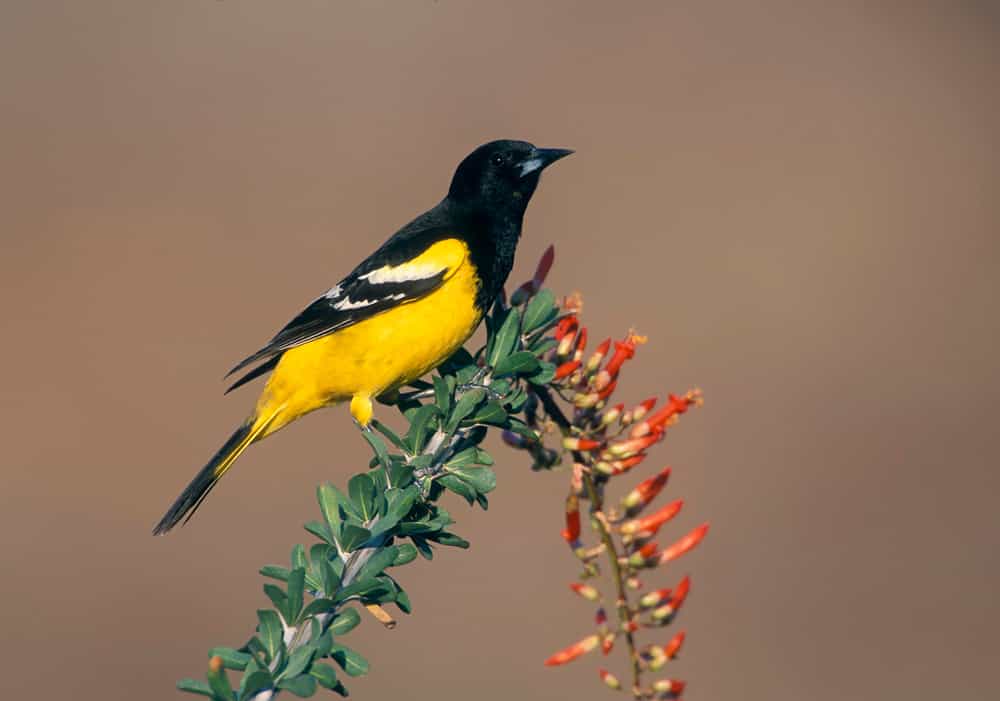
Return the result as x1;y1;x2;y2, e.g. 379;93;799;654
601;633;615;655
562;498;581;544
633;397;658;421
563;436;602;451
600;403;624;426
596;378;618;400
621;467;671;514
599;668;621;690
671;575;691;610
620;500;684;536
543;634;600;666
532;244;555;289
610;454;646;475
573;327;588;362
639;588;672;609
655;524;709;565
664;631;686;659
554;315;578;341
652;679;686;696
586;338;612;371
569;582;600;601
554;359;581;380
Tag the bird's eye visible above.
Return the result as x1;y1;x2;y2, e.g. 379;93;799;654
491;153;504;166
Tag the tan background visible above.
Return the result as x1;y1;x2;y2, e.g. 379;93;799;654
1;2;997;699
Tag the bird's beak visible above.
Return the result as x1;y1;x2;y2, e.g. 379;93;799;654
519;147;574;178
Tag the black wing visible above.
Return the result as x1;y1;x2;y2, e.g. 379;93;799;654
225;208;466;390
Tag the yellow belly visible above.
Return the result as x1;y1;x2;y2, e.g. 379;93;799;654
256;239;481;432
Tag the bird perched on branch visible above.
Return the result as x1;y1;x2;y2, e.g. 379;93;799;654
153;139;572;535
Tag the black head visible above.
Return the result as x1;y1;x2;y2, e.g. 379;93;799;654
447;140;573;215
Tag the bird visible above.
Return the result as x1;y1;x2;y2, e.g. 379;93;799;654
152;139;572;535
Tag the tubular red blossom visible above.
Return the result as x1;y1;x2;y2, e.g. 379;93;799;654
599;668;622;690
652;679;686;695
655;524;709;565
543;634;600;666
586;338;612;372
601;633;615;655
621;500;684;536
554;315;579;341
554;359;581;380
664;631;686;659
630;391;702;438
628;541;660;567
622;467;672;513
569;582;600;601
605;340;635;377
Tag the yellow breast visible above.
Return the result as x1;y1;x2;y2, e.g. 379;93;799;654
258;238;482;425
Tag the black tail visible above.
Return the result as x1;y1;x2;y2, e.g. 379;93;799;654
152;420;254;535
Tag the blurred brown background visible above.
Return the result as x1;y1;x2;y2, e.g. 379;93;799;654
1;1;997;699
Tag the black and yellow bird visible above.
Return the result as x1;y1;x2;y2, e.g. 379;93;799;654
153;140;572;535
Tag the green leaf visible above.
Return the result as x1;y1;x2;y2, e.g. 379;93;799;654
329;644;370;677
437;474;475;504
177;679;214;698
207;659;235;701
529;336;558;355
432;374;452;415
487;308;521;367
260;565;291;582
238;671;273;701
317;483;350;540
448;465;496;494
522;288;557;332
263;584;289;622
370;419;406;450
386;458;414;489
208;648;251;672
277;675;317;698
446;388;486;433
337;525;372;552
493;350;540;377
335;577;390;602
395;588;412;613
393;542;418;566
290;544;307;572
359;430;390;470
347;473;377;522
300;597;337;619
468;400;507;426
528;360;557;385
257;609;283;662
287;568;306;623
404;404;440;452
432;531;471;549
358;545;399;581
310;662;340;690
304;520;335;546
318;558;340;597
328;607;361;635
279;645;315;681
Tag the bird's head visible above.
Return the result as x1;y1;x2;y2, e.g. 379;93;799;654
448;140;573;215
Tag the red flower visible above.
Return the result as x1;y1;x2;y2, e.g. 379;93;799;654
655;524;709;565
543;634;599;666
621;467;672;514
620;499;684;537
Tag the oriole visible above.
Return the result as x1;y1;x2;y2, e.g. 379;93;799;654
153;140;571;535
